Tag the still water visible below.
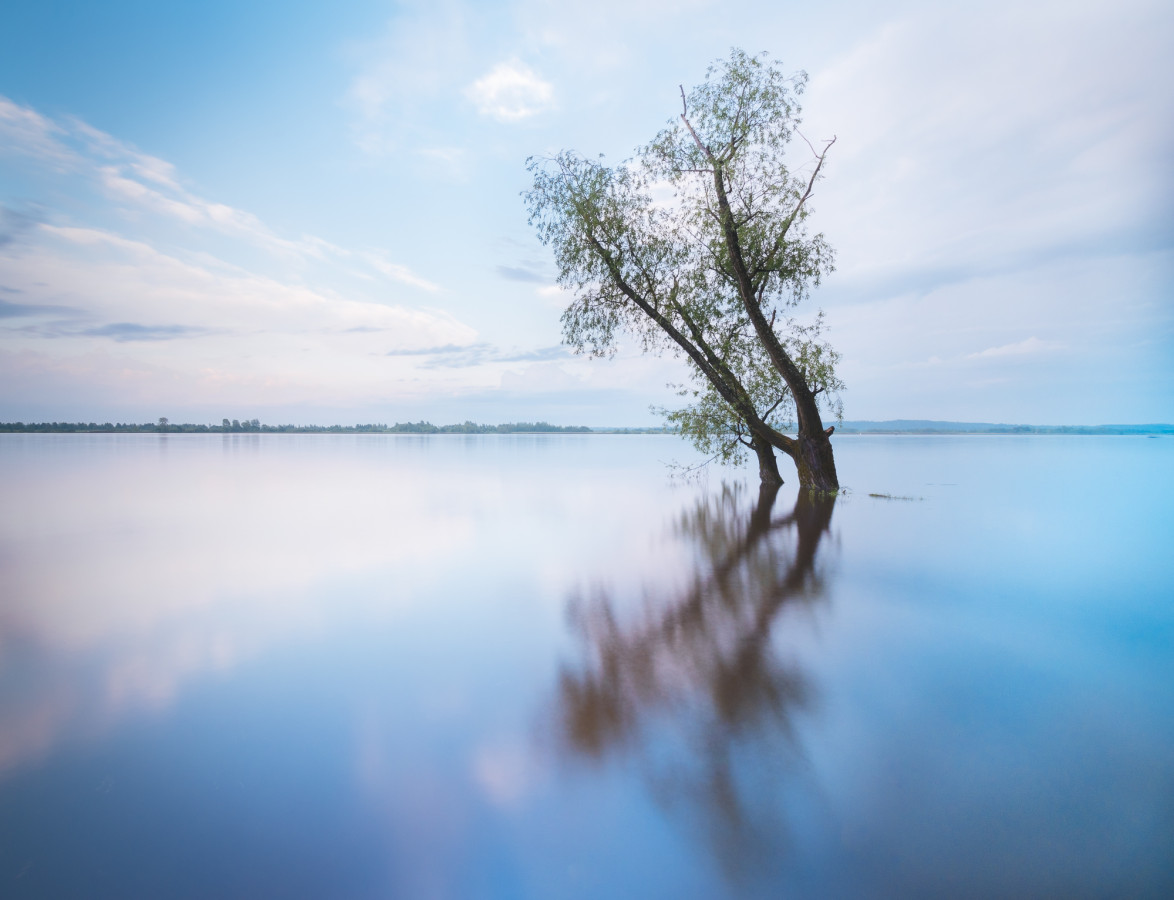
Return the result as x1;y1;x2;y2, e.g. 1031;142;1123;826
0;433;1171;898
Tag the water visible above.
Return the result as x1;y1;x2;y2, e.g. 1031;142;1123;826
0;433;1171;898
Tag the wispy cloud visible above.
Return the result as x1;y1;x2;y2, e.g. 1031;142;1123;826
496;264;550;283
384;342;475;357
0;95;438;291
6;224;468;345
362;253;441;293
78;323;209;342
0;96;72;167
387;341;570;368
466;60;554;121
0;298;81;319
0;120;483;408
966;337;1061;360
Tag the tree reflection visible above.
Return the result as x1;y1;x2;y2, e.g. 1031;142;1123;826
555;482;836;881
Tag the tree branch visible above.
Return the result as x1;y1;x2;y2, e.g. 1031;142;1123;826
756;134;836;281
762;393;788;420
679;88;715;163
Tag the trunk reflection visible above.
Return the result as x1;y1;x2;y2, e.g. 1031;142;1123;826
555;482;837;878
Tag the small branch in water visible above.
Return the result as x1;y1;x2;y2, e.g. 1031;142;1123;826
665;451;721;481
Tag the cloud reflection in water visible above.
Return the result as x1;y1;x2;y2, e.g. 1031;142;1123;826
0;435;477;776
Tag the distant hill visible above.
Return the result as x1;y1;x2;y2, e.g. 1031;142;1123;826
835;420;1174;435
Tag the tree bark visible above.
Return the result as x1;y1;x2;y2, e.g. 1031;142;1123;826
790;429;840;494
752;435;783;487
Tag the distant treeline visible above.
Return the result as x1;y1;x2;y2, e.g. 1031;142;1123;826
0;419;593;434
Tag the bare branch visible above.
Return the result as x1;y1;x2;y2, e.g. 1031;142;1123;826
762;393;788;420
756;134;837;279
679;92;715;162
796;129;820;159
792;134;836;218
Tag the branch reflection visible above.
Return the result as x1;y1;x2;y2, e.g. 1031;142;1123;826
555;481;837;879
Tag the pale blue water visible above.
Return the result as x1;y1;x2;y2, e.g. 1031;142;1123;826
0;433;1171;898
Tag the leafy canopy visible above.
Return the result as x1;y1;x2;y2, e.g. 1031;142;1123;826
525;49;842;466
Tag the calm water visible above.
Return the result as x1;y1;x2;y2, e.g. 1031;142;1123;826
0;433;1171;898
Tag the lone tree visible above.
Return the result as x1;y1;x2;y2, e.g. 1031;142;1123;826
525;49;843;491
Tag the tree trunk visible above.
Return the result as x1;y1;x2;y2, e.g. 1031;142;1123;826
790;429;839;494
755;416;838;493
752;436;783;487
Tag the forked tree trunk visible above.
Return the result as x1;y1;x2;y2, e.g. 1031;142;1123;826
752;411;839;493
779;368;840;494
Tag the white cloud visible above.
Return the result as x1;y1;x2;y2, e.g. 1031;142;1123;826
805;0;1174;288
785;0;1174;422
466;60;555;121
28;224;455;338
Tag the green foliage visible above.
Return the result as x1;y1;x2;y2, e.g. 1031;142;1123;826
524;49;843;466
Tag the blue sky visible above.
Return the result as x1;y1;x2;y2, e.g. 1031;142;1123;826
1;0;1171;425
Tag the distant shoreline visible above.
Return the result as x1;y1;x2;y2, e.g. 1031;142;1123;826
0;420;594;435
0;420;1170;436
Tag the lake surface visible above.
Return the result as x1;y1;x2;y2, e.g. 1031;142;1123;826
0;433;1171;898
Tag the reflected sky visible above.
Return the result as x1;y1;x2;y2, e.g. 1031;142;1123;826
1;434;1172;898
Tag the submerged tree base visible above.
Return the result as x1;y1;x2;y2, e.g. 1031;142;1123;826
792;432;840;494
754;438;784;486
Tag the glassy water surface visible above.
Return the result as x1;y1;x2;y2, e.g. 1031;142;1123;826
1;433;1171;898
